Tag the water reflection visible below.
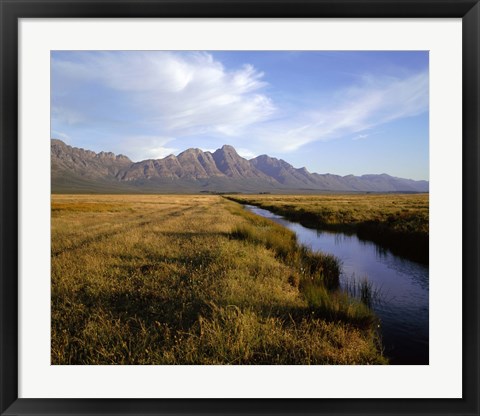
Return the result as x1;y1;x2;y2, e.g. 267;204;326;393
244;205;429;365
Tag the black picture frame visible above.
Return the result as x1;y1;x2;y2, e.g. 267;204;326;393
1;0;479;415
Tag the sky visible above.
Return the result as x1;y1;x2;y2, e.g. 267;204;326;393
51;50;429;180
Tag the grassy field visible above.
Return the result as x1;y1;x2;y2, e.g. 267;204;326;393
51;194;386;365
226;194;429;264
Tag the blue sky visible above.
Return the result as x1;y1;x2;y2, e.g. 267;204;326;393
51;51;429;180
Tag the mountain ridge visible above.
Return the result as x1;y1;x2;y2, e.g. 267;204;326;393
51;139;429;193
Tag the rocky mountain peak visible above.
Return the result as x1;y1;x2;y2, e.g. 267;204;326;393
212;145;268;179
116;154;131;162
220;144;237;153
178;148;203;157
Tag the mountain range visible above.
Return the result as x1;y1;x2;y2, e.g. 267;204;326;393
51;139;429;193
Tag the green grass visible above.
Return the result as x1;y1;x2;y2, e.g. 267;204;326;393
51;194;386;365
226;194;429;264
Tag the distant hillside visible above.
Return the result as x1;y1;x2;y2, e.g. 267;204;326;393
51;139;429;193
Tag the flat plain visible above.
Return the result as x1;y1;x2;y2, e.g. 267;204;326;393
51;194;386;365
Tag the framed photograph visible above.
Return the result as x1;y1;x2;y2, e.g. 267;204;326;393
1;0;478;415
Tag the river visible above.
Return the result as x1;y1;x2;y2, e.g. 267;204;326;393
244;204;429;365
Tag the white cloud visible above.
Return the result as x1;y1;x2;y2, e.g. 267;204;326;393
236;148;257;158
52;52;275;141
258;70;428;152
148;147;179;159
116;136;177;161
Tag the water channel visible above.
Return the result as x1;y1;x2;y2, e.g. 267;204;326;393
244;204;429;365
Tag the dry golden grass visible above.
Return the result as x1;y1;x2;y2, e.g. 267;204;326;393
51;194;386;365
226;194;428;231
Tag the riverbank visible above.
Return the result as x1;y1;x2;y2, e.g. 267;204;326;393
242;203;429;364
52;194;386;364
226;194;429;264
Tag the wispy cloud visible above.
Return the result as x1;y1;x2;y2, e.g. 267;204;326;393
116;136;177;161
258;71;428;152
52;51;275;148
236;148;257;159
